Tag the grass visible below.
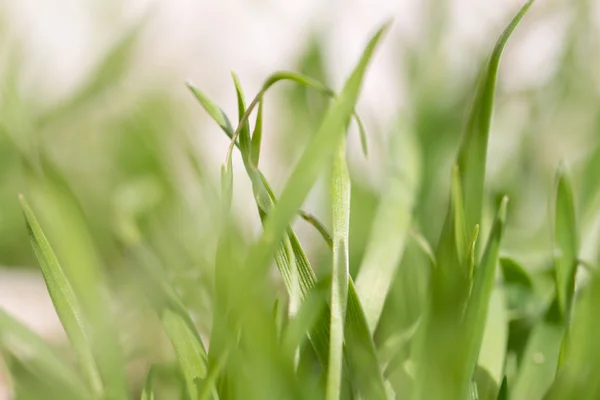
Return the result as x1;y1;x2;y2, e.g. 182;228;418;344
2;0;600;399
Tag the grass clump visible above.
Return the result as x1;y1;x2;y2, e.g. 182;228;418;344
3;1;600;399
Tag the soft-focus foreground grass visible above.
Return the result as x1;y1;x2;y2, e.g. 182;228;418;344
2;0;600;399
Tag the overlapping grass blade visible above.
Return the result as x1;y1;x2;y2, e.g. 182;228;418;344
0;308;91;400
326;143;351;400
355;121;419;332
162;309;207;400
461;198;508;397
19;195;103;397
455;0;534;235
511;166;579;400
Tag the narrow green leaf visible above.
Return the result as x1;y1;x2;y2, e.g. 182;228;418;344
250;99;264;166
510;319;564;400
500;257;534;288
326;143;351;400
554;165;579;321
187;83;235;137
0;308;91;400
162;308;207;400
460;197;508;398
355;121;419;332
231;72;252;160
19;195;103;397
456;0;534;235
245;20;390;280
141;366;156;400
299;210;333;249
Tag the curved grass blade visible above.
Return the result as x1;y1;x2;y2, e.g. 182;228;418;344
231;72;252;159
245;20;390;278
326;143;351;400
19;195;103;397
456;0;534;236
0;308;91;400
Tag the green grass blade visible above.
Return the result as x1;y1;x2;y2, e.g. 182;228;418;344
554;165;579;321
251;98;264;166
141;366;156;400
162;308;208;400
0;308;91;400
245;21;389;278
455;0;534;235
355;121;419;332
187;84;235;137
19;195;103;397
462;198;509;397
231;72;252;159
510;319;564;400
326;143;351;400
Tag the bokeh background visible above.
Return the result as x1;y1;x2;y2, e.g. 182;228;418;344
0;0;599;397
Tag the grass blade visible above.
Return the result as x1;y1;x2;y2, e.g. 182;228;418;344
19;195;103;397
355;121;419;332
326;143;351;400
245;21;390;279
462;197;509;397
0;308;91;400
141;366;156;400
162;309;207;400
554;165;579;321
187;84;234;137
456;0;534;235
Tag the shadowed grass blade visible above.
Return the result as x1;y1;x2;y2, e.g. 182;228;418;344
19;195;103;397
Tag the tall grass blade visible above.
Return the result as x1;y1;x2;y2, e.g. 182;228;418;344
456;0;534;235
19;195;103;397
355;121;419;332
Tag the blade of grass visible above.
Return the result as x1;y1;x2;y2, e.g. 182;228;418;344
326;143;351;400
456;0;534;236
355;121;419;332
554;165;579;322
461;198;509;398
19;195;103;397
162;309;207;400
0;308;91;400
244;20;389;280
141;366;156;400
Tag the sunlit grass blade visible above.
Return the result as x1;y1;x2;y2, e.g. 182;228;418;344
355;121;419;332
251;98;264;166
326;143;351;400
456;0;534;235
245;20;390;279
19;195;103;397
0;308;91;400
187;84;235;137
554;165;579;321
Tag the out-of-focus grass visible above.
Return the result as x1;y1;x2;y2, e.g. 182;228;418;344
1;0;600;399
